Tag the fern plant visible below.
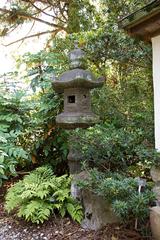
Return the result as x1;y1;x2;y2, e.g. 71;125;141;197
5;166;83;224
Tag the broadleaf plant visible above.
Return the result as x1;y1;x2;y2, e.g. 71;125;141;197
0;91;30;186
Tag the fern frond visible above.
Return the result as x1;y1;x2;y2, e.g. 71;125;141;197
5;180;25;212
18;199;53;224
5;165;83;224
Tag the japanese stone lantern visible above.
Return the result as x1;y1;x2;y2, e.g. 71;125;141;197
52;45;104;129
52;46;117;231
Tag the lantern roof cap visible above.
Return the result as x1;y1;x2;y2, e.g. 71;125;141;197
53;69;104;93
52;46;104;93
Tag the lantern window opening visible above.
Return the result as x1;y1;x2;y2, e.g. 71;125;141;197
68;95;76;103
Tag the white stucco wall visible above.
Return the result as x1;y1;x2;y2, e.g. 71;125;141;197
152;35;160;151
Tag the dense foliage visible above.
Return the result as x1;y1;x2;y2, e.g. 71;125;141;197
5;166;83;223
77;169;155;222
0;91;30;186
0;76;68;186
0;0;158;228
71;124;159;175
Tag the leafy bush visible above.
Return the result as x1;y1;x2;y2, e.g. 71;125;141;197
0;92;30;186
77;169;155;222
5;166;83;224
0;64;69;182
72;124;157;174
112;189;155;221
16;51;69;175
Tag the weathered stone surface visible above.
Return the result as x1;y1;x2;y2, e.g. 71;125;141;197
69;47;86;69
153;183;160;201
53;69;103;93
151;166;160;182
56;111;100;129
71;171;90;200
64;88;91;113
81;189;119;230
71;182;82;200
72;171;119;231
55;87;100;129
67;143;82;174
150;206;160;240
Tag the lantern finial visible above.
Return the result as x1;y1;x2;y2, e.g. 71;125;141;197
74;40;79;49
69;43;86;69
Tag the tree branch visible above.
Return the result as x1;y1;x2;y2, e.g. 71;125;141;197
47;0;68;21
58;1;68;21
27;0;67;24
21;1;50;16
28;0;49;4
7;24;18;35
27;0;55;18
18;21;35;48
0;7;66;30
138;44;152;63
32;6;50;16
2;29;60;47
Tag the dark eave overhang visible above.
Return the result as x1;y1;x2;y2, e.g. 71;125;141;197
120;0;160;42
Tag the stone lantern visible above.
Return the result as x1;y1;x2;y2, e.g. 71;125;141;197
52;46;118;230
52;45;104;173
52;46;104;129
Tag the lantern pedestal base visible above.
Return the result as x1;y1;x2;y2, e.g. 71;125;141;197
150;207;160;240
71;171;119;230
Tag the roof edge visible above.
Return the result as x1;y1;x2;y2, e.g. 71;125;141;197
120;0;160;30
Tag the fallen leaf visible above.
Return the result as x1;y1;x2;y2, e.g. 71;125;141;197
111;235;118;240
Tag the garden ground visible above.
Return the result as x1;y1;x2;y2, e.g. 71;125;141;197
0;178;153;240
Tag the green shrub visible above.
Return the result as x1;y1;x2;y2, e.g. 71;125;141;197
72;124;157;174
112;191;154;221
0;92;30;187
77;169;155;222
5;166;83;224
